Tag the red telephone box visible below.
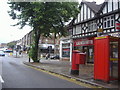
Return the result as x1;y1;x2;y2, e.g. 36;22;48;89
94;35;120;82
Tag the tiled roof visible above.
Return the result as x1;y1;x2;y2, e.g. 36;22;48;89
82;0;103;13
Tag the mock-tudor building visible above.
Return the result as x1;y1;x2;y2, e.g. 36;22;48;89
69;0;120;63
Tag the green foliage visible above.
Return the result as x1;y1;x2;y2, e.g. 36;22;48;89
8;2;79;62
7;41;17;49
28;44;39;62
8;2;79;37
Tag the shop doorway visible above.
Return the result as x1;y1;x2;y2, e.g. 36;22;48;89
110;42;118;79
94;35;120;82
83;46;94;63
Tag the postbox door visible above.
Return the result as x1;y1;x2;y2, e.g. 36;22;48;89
75;53;86;64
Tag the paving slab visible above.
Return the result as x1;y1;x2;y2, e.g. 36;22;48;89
23;58;120;89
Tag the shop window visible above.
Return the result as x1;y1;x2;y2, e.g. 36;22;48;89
74;46;83;52
62;43;70;48
62;50;70;57
110;42;118;59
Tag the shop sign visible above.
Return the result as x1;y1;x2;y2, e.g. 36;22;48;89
63;49;70;51
116;23;120;30
95;36;107;40
74;38;93;46
97;28;103;32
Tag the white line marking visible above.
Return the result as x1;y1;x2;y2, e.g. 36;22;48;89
0;75;4;83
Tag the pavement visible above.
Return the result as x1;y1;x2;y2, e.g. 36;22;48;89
23;57;120;89
9;52;120;89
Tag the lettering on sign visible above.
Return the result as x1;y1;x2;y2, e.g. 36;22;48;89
76;40;93;46
95;36;107;39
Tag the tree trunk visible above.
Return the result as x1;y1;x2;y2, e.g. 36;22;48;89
54;33;56;55
33;28;40;62
34;38;39;62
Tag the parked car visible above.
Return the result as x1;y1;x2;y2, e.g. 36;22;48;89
50;55;60;59
4;50;13;53
0;51;5;56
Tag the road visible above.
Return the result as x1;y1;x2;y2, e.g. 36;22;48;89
0;54;87;89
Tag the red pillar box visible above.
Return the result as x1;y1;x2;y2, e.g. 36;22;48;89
76;53;86;64
71;50;80;75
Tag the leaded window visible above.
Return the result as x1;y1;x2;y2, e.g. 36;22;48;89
88;21;97;32
103;15;115;29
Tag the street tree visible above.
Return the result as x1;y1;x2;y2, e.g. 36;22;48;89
8;2;79;62
7;41;17;50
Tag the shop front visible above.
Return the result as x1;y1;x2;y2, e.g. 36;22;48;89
94;36;120;82
60;37;71;61
73;37;94;63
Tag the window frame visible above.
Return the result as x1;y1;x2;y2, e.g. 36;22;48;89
103;15;115;29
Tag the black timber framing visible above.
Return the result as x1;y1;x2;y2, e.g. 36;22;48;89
72;10;120;38
71;0;120;39
74;9;120;26
79;2;96;23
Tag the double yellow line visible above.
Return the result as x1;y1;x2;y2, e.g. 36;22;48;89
25;64;102;88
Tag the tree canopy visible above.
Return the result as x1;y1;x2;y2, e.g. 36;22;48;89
8;2;79;37
8;2;79;62
7;41;17;50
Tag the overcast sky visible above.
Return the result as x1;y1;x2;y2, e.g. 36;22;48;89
0;0;104;44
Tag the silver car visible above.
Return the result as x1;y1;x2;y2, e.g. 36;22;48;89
0;51;5;56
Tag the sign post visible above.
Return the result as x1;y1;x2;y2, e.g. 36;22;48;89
116;23;120;30
97;28;103;37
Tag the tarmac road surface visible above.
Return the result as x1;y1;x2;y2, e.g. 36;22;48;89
1;55;87;89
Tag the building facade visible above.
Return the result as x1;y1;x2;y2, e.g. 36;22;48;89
16;30;60;55
69;0;120;63
60;37;71;61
